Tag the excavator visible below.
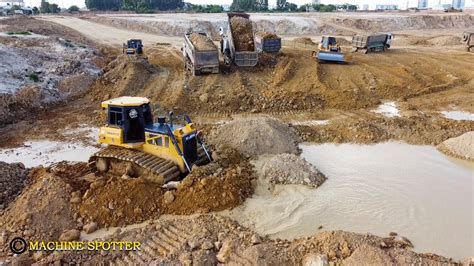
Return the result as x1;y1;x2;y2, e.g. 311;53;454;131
89;97;212;184
123;39;144;55
312;36;350;63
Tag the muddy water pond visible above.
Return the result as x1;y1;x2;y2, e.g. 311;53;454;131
226;142;473;260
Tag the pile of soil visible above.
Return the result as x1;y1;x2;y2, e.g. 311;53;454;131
230;16;255;51
189;33;216;51
209;117;299;157
0;167;79;257
78;147;254;227
256;32;279;40
89;55;157;102
262;153;326;188
19;215;455;265
297;114;474;145
437;131;474;161
0;162;29;210
293;37;316;45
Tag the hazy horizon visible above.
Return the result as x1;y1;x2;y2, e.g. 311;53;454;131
22;0;407;9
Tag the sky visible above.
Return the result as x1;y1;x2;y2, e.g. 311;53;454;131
22;0;407;9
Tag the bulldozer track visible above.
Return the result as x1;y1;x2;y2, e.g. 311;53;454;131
90;145;210;184
112;223;193;265
89;146;180;184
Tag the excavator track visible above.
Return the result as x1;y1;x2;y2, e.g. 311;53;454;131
89;146;180;184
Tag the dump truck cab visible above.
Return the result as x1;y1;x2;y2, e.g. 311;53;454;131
98;97;209;174
123;39;143;55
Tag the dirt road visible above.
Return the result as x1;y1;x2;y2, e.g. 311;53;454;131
38;16;181;47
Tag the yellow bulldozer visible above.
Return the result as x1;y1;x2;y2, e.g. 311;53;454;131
312;36;350;63
89;97;212;184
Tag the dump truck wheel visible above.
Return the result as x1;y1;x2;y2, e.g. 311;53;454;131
96;158;109;173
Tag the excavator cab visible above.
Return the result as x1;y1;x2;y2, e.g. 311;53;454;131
95;97;211;183
123;39;143;55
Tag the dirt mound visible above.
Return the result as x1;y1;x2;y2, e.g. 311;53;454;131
78;147;254;227
427;35;462;46
0;162;29;210
262;154;326;188
256;31;279;40
189;33;216;51
293;37;316;45
230;16;255;51
437;131;474;161
89;55;157;102
29;215;455;265
209;117;299;157
0;167;79;257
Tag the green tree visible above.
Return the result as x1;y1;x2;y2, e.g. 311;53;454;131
285;2;297;11
68;5;80;12
276;0;286;10
230;0;256;11
32;6;39;13
50;3;60;12
40;0;50;13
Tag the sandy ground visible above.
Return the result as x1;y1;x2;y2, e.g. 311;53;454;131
39;16;182;47
0;13;473;264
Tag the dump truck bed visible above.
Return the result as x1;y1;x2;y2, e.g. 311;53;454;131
255;34;281;53
227;13;258;66
352;34;388;49
183;33;219;74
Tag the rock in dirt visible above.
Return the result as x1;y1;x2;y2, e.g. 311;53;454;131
437;131;474;161
262;153;326;188
163;191;175;204
209;117;299;157
83;222;98;234
59;229;81;241
0;162;28;209
303;254;328;266
189;33;216;51
230;16;255;51
342;244;393;265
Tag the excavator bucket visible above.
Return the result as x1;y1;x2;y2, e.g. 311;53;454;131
316;51;347;63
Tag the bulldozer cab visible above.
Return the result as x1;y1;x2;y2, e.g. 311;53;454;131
320;37;340;52
101;97;153;144
123;39;143;54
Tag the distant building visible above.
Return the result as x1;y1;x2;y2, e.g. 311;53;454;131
452;0;465;8
418;0;429;8
375;4;398;10
362;4;369;10
312;0;320;4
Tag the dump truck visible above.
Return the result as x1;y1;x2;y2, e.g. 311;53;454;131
219;12;258;67
182;32;219;75
255;32;281;53
123;39;143;55
462;32;474;52
89;96;212;184
351;33;393;53
312;36;349;63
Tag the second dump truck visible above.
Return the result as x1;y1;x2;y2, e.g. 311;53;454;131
255;32;281;53
182;32;219;75
219;12;258;67
351;33;393;53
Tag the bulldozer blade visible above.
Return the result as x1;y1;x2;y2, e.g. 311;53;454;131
317;51;347;63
